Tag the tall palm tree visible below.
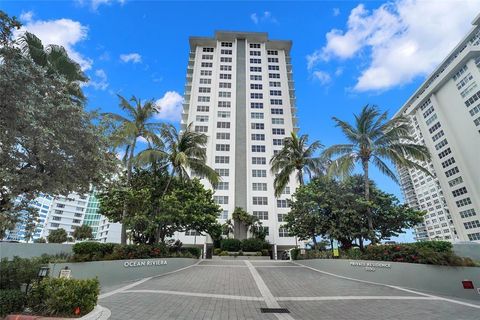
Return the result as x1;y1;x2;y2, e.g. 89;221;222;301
103;95;161;244
270;132;324;197
323;105;431;243
137;122;219;194
18;32;88;104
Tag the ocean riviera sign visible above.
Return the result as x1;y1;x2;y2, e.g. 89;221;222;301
123;260;168;268
349;261;391;272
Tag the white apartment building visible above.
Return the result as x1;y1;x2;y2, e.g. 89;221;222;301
396;14;480;243
174;31;301;257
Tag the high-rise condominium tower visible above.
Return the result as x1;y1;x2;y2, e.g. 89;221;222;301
175;31;300;257
396;15;480;243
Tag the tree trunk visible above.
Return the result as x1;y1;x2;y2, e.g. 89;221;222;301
312;233;318;249
359;236;364;251
298;168;304;185
121;138;137;245
362;160;376;244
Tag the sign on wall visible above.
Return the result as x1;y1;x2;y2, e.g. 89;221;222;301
123;260;168;268
349;261;391;272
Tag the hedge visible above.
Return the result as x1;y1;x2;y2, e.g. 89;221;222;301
0;289;25;317
220;239;242;251
29;278;99;317
240;238;270;252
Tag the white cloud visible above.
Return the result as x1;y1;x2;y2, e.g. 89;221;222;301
16;17;92;70
155;91;184;122
19;11;34;22
333;8;340;17
308;0;480;91
250;11;277;24
312;71;332;85
76;0;126;11
120;53;142;63
86;69;108;90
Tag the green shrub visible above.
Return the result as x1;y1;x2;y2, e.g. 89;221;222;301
220;239;241;252
219;251;229;256
181;247;201;258
412;241;452;253
290;248;300;260
29;278;99;317
213;248;222;255
261;249;270;256
0;257;44;290
256;251;262;256
72;242;118;262
241;238;269;252
0;289;26;316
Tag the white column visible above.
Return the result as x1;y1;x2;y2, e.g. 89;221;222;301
203;242;207;259
273;244;278;260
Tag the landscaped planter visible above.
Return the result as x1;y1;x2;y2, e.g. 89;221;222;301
5;304;111;320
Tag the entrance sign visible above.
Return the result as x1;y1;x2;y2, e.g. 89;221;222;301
59;269;72;279
123;260;168;268
349;261;391;272
332;240;339;257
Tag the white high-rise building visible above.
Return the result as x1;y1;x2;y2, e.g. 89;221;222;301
395;14;480;243
174;31;300;257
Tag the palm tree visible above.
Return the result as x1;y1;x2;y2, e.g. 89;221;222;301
222;219;234;239
270;132;324;197
103;95;161;244
18;32;88;104
137;122;219;194
323;105;431;243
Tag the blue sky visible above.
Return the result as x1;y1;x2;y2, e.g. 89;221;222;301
3;0;480;241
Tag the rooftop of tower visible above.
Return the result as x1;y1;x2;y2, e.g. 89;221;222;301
189;30;292;52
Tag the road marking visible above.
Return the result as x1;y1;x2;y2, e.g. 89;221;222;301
276;296;442;301
295;262;480;309
122;289;264;301
244;260;295;320
99;261;201;299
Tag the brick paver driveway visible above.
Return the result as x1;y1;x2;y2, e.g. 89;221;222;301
99;260;480;319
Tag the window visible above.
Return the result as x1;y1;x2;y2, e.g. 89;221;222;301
250;43;261;48
54;210;63;214
195;125;208;133
448;176;463;187
435;139;448;150
218;111;230;118
201;62;212;68
200;70;212;76
202;54;213;60
268;65;280;71
468;232;480;241
214;182;229;190
196;115;209;122
269;73;280;79
429;122;441;134
252;183;267;191
221;49;232;55
253;211;268;220
198;96;210;102
216;132;230;140
250;75;262;81
272;128;285;135
197;106;209;112
279;227;289;237
268;57;279;63
251;123;265;130
220;73;232;79
185;230;201;236
52;216;61;221
216;144;230;152
250;51;261;56
271;108;283;115
252;145;266;152
270;90;282;96
282;187;291;194
219;210;229;220
464;220;480;229
270;99;283;105
219;91;231;98
273;138;284;146
460;209;476;218
251;93;263;99
251;112;264;120
456;197;472;208
214;196;229;204
425;114;437;126
217;122;230;128
438;148;452;159
431;130;444;142
221;42;233;47
199;78;211;84
203;47;214;52
453;64;467;81
452;187;468;197
218;101;231;108
253;197;268;205
219;82;232;88
251;134;265;141
277;199;288;208
73;219;81;224
220;57;232;62
267;50;278;55
445;167;459;177
250;58;261;64
422;106;435;118
50;223;60;228
251;84;263;90
215;156;229;164
252;169;267;177
272;118;284;125
215;168;229;176
251;102;264;109
250;67;262;72
252;157;266;165
441;157;455;168
278;214;286;222
220;65;232;71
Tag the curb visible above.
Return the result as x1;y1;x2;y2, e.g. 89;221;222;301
79;305;111;320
